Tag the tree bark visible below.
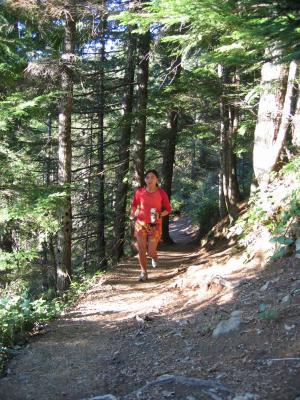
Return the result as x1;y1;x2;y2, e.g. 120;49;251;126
219;171;227;219
114;28;136;260
96;13;107;269
191;138;197;181
132;29;150;188
56;13;75;293
291;62;300;150
161;56;181;243
161;109;178;243
83;120;93;273
41;114;54;290
253;52;298;187
218;65;240;221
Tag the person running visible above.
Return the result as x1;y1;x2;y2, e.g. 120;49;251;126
130;169;171;282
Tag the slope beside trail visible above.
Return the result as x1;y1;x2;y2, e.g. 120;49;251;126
0;216;300;400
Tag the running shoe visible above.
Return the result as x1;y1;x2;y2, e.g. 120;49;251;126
138;272;148;282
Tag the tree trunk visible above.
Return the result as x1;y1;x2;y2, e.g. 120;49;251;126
191;138;197;180
161;56;181;243
219;171;227;219
96;14;107;269
291;62;300;149
132;29;150;188
45;114;52;186
56;14;75;293
253;53;298;187
41;114;53;290
83;120;93;273
161;107;179;243
114;29;136;260
218;65;240;221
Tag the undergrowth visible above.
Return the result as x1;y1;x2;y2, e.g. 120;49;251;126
0;271;102;373
229;157;300;260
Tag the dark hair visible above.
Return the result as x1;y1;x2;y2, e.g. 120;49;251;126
145;169;159;179
144;169;159;187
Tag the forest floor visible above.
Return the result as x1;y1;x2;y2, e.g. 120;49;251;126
0;216;300;400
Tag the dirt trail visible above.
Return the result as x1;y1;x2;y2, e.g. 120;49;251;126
1;216;299;400
0;217;200;400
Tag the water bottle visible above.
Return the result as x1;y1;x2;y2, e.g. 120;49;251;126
150;208;156;224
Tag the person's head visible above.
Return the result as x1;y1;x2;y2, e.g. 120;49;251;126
144;169;159;187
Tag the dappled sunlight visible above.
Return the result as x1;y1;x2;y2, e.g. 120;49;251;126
215;291;234;305
1;216;299;400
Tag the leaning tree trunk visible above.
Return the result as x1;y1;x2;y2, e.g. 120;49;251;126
114;29;136;260
218;65;240;222
253;52;298;187
132;29;150;188
56;14;75;293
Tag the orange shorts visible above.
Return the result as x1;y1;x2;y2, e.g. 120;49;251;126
134;220;162;241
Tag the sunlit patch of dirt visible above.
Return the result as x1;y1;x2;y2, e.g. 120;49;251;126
0;217;299;400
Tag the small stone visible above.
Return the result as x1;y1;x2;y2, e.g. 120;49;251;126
292;289;300;297
258;303;267;313
162;390;175;397
135;315;145;325
212;311;242;338
87;396;118;400
124;375;234;399
207;363;219;373
291;280;300;290
260;282;270;291
178;320;189;327
280;294;292;304
233;394;259;400
284;323;295;331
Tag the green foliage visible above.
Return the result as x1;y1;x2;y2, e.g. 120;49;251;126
0;139;68;275
0;271;103;371
257;304;280;322
269;187;300;260
0;91;58;132
231;157;300;260
195;188;219;229
0;179;63;272
0;249;39;272
201;322;213;336
188;174;219;225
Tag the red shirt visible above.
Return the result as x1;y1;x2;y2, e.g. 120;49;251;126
131;187;171;224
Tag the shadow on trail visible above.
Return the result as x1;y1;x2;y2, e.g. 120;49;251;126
0;217;299;400
105;217;200;287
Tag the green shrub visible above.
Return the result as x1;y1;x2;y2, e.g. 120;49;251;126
231;157;300;259
0;271;102;372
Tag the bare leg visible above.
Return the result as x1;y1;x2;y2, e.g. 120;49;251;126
147;236;159;261
137;235;148;273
